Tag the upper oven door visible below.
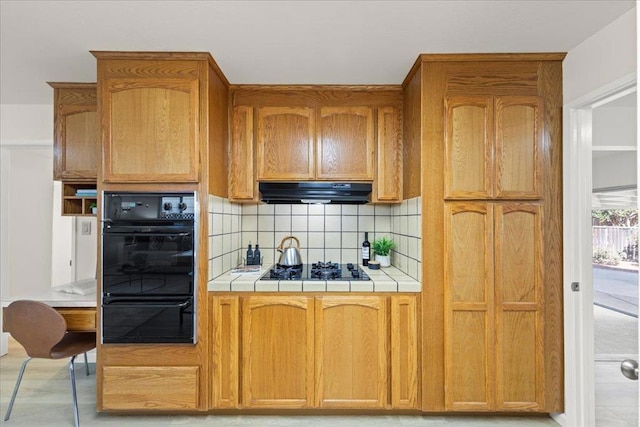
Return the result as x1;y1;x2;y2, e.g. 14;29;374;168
102;223;195;297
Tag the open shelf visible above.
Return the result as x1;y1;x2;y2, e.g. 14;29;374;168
62;182;97;216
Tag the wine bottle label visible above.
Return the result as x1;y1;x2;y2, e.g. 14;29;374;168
362;247;370;259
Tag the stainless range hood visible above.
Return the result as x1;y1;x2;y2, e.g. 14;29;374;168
259;182;372;204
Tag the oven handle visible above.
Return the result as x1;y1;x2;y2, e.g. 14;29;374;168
103;298;192;309
102;232;191;237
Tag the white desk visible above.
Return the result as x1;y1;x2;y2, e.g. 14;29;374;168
1;279;97;356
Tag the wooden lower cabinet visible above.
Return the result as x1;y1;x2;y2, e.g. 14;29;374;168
102;366;199;410
315;296;388;408
209;294;419;410
210;296;240;408
390;295;420;409
242;296;315;408
444;202;544;411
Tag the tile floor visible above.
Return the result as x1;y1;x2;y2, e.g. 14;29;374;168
0;339;560;427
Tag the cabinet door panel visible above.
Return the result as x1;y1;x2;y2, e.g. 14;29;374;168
375;106;402;202
445;97;493;199
210;296;239;408
494;204;544;410
499;311;540;408
444;203;494;410
315;296;387;408
495;97;542;199
391;295;419;409
256;107;315;180
103;79;199;182
317;107;374;180
229;106;255;201
242;296;314;408
57;109;98;180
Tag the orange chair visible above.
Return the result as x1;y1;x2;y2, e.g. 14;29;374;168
3;300;96;427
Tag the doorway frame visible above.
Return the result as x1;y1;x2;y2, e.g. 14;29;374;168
560;72;636;427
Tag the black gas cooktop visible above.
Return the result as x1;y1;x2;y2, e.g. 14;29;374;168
261;262;370;281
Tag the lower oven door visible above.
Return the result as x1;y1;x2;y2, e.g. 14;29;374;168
102;296;195;344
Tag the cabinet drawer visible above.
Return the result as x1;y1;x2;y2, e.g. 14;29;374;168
102;366;199;410
56;308;96;331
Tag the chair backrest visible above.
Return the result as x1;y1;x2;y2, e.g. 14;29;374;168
4;300;67;358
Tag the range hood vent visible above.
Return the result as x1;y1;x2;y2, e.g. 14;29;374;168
259;182;372;205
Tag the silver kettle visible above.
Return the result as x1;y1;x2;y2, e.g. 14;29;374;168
277;235;303;267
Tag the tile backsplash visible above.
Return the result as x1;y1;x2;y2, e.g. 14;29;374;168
207;195;242;281
208;195;422;282
390;197;422;281
241;203;393;267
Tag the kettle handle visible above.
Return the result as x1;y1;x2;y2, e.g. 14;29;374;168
277;235;300;250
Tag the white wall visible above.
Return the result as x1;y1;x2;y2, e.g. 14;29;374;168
592;152;637;190
563;8;636;104
75;217;97;280
3;147;54;295
592;98;637;190
593;101;637;148
559;7;637;427
0;104;52;141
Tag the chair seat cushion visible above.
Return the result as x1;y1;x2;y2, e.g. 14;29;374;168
50;332;96;359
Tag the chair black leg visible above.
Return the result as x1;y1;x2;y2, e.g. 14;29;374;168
69;355;79;427
83;352;90;376
4;357;32;421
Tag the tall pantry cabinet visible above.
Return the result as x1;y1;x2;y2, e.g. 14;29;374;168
402;54;564;413
92;51;230;412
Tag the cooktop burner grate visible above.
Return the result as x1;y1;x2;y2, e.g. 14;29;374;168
260;262;369;281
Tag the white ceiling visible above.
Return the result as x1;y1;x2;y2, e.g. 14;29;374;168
0;0;635;105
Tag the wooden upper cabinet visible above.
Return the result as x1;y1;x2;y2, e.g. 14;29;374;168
49;83;98;181
445;96;542;200
494;97;542;199
317;107;374;181
256;107;315;181
445;97;493;199
102;78;199;182
242;296;315;408
315;296;388;409
229;106;255;201
374;106;402;202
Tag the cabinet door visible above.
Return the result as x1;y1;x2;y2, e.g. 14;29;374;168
374;106;403;202
315;296;387;408
390;295;419;409
444;97;493;199
102;78;199;182
256;107;315;180
494;97;543;199
317;107;374;180
242;296;314;408
51;84;98;180
210;296;239;408
494;203;544;410
444;202;495;411
229;106;256;201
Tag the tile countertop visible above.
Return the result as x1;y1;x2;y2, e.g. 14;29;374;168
208;265;421;293
1;278;97;308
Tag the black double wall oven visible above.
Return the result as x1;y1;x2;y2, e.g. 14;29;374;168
101;192;197;344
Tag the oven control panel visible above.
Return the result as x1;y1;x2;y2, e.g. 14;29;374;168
104;192;196;221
